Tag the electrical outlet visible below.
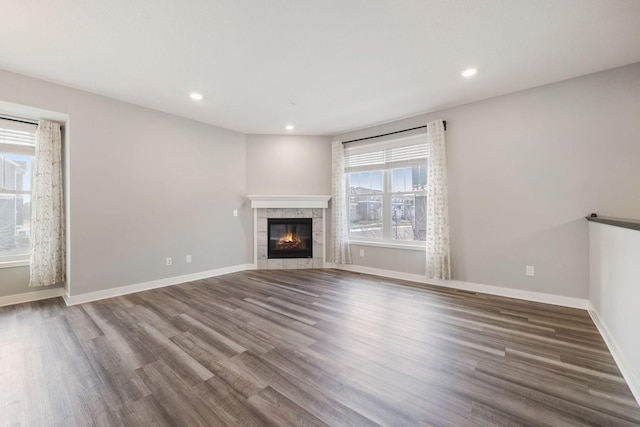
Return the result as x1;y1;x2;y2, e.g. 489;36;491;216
526;265;535;276
233;209;238;217
166;257;172;266
186;254;192;263
359;249;365;257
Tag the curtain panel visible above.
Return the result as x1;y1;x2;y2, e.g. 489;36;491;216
426;120;450;279
29;120;65;287
330;140;352;264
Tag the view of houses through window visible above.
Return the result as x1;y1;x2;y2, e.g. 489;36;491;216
0;119;36;261
345;135;428;245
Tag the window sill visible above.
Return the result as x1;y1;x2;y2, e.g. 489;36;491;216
0;259;30;269
349;240;426;251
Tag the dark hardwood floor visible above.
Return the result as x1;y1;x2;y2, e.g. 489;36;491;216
1;269;639;426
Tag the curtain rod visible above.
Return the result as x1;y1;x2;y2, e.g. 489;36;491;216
0;115;39;126
342;121;446;144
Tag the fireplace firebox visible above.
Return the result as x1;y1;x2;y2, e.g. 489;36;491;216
267;218;312;259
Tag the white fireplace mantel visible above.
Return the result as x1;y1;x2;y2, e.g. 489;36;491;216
247;195;331;209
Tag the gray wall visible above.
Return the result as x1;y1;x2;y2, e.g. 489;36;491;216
246;134;332;195
245;134;332;264
0;266;32;297
3;62;639;301
0;69;249;298
335;62;640;299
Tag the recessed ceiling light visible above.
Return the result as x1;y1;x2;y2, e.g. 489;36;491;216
189;92;203;101
461;68;477;78
285;124;295;131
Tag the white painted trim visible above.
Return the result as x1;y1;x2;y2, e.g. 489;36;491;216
322;212;327;268
253;208;258;265
327;263;589;310
6;259;634;408
3;261;587;311
0;287;65;307
247;195;331;209
0;101;68;124
63;264;252;306
64;116;72;300
349;240;426;251
588;304;640;406
0;259;30;269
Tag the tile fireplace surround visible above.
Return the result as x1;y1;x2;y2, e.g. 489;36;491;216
247;195;331;270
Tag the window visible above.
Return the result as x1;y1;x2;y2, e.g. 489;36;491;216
345;134;428;246
0;118;36;262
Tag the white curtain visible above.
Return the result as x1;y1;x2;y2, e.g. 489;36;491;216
426;120;450;279
330;140;352;264
29;120;65;287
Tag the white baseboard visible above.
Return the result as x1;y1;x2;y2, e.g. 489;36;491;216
6;261;635;407
0;287;66;308
327;263;589;310
5;263;589;311
332;263;640;405
64;264;253;306
588;304;640;406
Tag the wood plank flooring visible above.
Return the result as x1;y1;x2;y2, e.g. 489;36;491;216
1;269;639;426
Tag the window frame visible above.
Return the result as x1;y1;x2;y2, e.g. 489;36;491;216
0;118;36;267
345;133;428;249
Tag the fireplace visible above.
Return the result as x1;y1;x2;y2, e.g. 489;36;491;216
247;195;330;269
268;218;312;259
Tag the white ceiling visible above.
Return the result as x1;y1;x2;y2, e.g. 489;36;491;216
1;1;639;135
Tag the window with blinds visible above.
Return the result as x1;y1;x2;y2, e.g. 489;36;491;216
0;117;37;262
345;136;428;172
345;133;428;245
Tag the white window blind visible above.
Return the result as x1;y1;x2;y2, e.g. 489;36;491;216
344;133;428;172
0;118;37;156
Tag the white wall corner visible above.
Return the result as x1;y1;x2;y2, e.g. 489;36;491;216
588;303;640;406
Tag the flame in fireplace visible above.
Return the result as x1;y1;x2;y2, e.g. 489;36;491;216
279;232;301;245
276;229;304;250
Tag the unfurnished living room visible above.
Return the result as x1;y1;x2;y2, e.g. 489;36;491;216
1;1;640;426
